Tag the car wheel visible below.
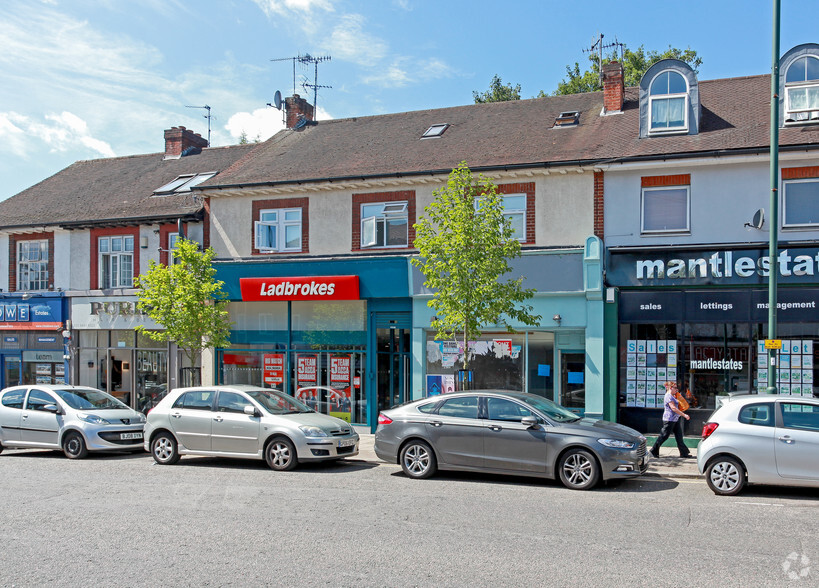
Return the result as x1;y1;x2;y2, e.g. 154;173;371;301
706;456;746;496
265;437;298;471
400;440;437;479
151;432;180;465
0;442;4;455
62;431;88;459
558;448;600;490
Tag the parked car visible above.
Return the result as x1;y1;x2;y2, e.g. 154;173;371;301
374;390;647;490
0;385;146;459
698;394;819;495
144;385;359;470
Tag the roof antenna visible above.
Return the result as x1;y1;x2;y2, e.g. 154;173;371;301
185;105;213;146
583;33;625;86
271;53;332;115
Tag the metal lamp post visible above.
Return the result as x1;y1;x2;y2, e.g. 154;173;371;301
766;0;781;394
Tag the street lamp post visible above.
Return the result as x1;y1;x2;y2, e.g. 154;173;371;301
766;0;781;395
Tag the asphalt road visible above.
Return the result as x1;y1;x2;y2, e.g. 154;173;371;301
1;448;817;587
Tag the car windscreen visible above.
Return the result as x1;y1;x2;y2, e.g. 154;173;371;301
521;395;581;423
54;388;128;411
245;389;314;415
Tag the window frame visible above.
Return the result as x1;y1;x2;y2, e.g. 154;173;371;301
17;239;49;291
360;201;409;249
640;185;691;235
648;70;689;134
254;207;303;253
98;235;135;289
782;177;819;228
473;193;527;242
784;55;819;124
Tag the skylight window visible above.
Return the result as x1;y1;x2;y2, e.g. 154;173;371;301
554;111;580;127
154;171;217;195
421;124;449;139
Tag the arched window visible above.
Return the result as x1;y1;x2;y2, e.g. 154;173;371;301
785;55;819;123
649;71;688;132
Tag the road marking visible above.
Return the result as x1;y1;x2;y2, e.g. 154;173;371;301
733;501;784;507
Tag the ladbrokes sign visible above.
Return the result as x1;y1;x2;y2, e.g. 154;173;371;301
240;276;360;301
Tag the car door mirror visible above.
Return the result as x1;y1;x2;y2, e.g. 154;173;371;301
244;405;260;417
521;415;538;428
43;404;60;414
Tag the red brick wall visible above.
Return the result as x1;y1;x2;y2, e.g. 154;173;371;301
594;171;604;238
251;197;309;255
497;182;536;244
642;174;691;187
203;197;211;249
9;232;54;291
351;190;416;252
89;227;140;290
159;223;187;266
782;166;819;180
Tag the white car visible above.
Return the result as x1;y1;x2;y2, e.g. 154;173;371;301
0;385;146;459
698;394;819;495
144;385;359;470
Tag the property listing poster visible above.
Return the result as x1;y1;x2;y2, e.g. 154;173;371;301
624;339;677;408
329;355;352;422
756;339;814;396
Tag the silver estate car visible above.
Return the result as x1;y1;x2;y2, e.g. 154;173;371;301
144;385;359;470
374;390;647;490
698;394;819;495
0;385;146;458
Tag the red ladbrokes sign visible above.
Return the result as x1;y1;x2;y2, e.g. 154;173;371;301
240;276;360;301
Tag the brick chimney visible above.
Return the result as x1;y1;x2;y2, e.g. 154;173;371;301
285;94;315;130
164;126;209;159
601;61;624;114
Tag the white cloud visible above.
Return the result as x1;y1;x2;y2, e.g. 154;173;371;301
323;14;388;67
0;111;115;158
226;107;286;142
252;0;335;17
362;57;456;88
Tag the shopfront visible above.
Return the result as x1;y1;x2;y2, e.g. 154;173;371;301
213;257;411;431
0;294;67;389
608;246;819;436
69;296;170;413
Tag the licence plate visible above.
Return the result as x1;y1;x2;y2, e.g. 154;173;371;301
337;438;356;448
121;432;143;440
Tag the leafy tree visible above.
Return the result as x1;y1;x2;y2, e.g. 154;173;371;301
412;162;541;371
548;45;703;96
473;74;522;103
135;238;232;372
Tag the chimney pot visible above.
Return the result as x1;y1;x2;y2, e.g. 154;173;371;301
164;126;209;158
601;61;625;114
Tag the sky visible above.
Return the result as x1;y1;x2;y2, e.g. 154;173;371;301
1;0;818;202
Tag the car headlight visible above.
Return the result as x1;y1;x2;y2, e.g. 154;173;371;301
78;413;111;425
136;414;147;423
598;438;636;449
299;426;328;438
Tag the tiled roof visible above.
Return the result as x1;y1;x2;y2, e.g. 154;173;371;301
205;74;819;190
0;144;255;229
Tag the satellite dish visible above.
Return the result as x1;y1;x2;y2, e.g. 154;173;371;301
744;208;765;230
273;90;282;110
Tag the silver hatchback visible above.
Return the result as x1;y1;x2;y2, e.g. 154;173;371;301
0;385;146;458
144;385;359;470
375;390;647;490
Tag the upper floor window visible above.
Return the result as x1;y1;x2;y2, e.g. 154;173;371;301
649;71;688;133
361;202;408;248
99;235;134;288
255;208;302;252
168;233;181;265
17;240;48;291
783;178;819;227
641;186;690;234
785;55;819;123
473;194;527;241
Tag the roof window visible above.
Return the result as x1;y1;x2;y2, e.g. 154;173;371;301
784;55;819;123
154;172;217;195
553;111;580;127
421;124;449;139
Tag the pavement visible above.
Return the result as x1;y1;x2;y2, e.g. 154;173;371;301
355;434;703;480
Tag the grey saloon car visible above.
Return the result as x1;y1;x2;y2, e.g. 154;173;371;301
144;385;359;470
0;385;146;458
374;390;647;490
698;394;819;495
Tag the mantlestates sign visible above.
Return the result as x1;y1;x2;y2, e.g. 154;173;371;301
609;247;819;286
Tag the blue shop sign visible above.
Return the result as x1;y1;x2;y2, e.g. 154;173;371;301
0;300;63;324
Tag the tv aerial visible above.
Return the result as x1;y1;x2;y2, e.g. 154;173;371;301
271;53;332;116
583;33;625;85
185;104;214;146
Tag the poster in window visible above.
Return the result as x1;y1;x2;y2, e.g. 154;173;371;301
779;369;791;384
636;381;646;393
647;340;657;354
263;353;285;386
636;367;647;380
626;340;637;353
297;354;317;384
758;368;768;383
780;383;791;394
667;353;677;368
781;341;791;356
36;363;52;375
804;355;814;369
626;367;637;379
803;370;813;384
646;368;656;381
54;364;65;376
54;377;65;385
627;354;637;366
803;340;813;355
646;395;657;408
636;340;646;353
635;395;646;407
789;340;801;355
667;368;677;381
36;376;52;384
792;354;802;369
637;354;647;367
791;370;802;383
780;355;791;370
626;394;636;407
646;381;656;394
330;355;351;385
657;368;667;381
657;340;667;353
626;381;636;394
667;340;677;354
757;353;767;368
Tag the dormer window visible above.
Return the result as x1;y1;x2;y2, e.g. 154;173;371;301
649;71;688;133
785;55;819;123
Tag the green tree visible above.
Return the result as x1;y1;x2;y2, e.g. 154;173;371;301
473;74;522;103
412;162;541;370
134;238;232;371
549;45;703;96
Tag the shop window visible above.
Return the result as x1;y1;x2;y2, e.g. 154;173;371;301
784;55;819;123
17;239;49;291
782;178;819;227
648;70;688;133
99;235;134;288
255;208;302;252
641;184;690;234
360;202;408;248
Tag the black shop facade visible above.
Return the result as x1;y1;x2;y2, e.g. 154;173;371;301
607;244;819;436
